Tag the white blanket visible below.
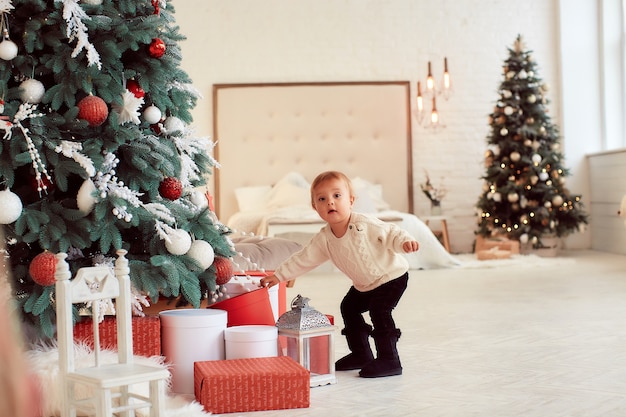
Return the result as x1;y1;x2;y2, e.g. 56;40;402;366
227;208;460;270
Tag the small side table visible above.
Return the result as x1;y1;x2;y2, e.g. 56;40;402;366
423;215;451;252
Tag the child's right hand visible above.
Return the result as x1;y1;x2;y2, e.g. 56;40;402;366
259;274;280;288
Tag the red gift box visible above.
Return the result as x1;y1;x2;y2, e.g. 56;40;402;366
194;356;310;414
73;316;161;357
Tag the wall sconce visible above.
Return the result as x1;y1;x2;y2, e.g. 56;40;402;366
414;57;452;130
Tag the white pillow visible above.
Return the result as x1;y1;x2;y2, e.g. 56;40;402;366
265;183;310;210
352;187;377;213
274;171;310;189
351;177;391;211
234;185;272;212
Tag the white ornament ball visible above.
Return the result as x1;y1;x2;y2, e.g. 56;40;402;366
164;116;185;134
187;240;215;270
0;189;23;224
531;154;542;164
82;0;103;4
77;179;97;213
510;151;521;162
142;105;162;124
165;229;193;255
539;172;549;182
189;190;209;209
544;201;552;208
492;192;502;203
0;39;18;60
552;195;564;207
503;106;514;116
502;90;512;99
520;233;529;244
530;175;539;185
500;128;508;136
20;79;45;103
524;139;533;147
518;69;528;79
527;94;537;104
507;193;519;203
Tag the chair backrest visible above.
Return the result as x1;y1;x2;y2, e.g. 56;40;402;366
55;249;134;373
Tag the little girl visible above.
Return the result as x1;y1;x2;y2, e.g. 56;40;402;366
260;171;418;378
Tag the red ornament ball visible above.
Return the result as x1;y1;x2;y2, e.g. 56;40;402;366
77;95;109;127
159;177;183;200
213;257;233;285
30;175;55;194
29;251;58;286
126;79;145;98
148;38;166;58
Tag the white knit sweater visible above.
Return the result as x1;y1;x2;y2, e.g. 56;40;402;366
274;212;413;292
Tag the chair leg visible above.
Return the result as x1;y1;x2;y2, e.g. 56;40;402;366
64;381;76;417
150;379;166;417
119;385;131;417
100;388;113;417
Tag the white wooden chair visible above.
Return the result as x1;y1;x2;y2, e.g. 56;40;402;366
55;249;169;417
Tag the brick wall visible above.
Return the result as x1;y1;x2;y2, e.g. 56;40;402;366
172;0;566;253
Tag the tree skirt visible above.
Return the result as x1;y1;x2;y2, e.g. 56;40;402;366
26;343;211;417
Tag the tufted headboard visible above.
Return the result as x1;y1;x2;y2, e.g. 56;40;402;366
212;81;413;221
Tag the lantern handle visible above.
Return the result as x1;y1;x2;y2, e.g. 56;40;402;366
291;294;311;310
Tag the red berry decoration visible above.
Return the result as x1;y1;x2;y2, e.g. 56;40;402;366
148;38;166;58
214;257;233;285
159;177;182;200
77;95;109;127
29;251;58;286
126;79;145;98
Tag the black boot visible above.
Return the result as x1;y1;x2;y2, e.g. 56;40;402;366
359;329;402;378
335;326;374;371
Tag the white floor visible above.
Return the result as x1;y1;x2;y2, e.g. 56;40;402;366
218;250;626;417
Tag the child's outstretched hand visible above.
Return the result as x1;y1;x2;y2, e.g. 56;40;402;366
259;274;280;288
403;240;419;253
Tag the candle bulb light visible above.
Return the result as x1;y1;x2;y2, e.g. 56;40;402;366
441;57;452;99
426;61;435;95
430;96;439;125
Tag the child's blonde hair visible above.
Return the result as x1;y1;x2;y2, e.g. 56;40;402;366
310;171;354;205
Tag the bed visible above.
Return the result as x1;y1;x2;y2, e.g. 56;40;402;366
212;81;459;270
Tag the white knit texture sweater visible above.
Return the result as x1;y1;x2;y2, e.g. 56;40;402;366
274;212;413;291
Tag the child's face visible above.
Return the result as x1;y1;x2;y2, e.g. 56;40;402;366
311;178;354;225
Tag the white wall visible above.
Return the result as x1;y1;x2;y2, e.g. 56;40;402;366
171;0;596;253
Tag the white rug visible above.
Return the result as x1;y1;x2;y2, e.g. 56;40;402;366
453;253;576;269
27;344;211;417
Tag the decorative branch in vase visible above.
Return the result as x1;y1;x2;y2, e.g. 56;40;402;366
420;170;447;215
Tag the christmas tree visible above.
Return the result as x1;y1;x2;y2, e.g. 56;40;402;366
0;0;235;337
475;35;588;248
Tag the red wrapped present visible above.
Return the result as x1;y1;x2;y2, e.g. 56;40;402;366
194;356;310;414
73;316;161;357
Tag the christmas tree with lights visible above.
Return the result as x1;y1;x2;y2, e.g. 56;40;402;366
0;0;235;337
475;35;588;248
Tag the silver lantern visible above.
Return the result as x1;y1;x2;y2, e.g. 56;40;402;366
276;295;336;387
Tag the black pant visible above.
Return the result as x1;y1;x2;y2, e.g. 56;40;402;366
340;272;409;336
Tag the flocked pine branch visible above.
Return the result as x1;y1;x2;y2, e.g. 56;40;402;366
57;0;102;69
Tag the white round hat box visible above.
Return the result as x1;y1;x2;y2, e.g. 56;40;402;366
224;324;278;359
160;309;227;394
